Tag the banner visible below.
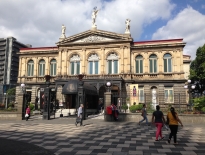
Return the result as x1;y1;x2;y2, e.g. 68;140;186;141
129;84;138;105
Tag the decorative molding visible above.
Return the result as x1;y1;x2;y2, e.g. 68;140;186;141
74;35;114;43
88;54;99;61
107;53;119;60
70;55;80;62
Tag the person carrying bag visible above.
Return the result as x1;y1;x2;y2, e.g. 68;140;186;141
75;104;84;126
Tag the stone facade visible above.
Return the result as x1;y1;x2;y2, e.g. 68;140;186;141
16;28;191;110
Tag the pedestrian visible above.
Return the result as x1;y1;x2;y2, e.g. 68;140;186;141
152;105;166;141
139;104;149;125
75;104;84;126
111;103;118;121
25;105;30;121
167;107;183;144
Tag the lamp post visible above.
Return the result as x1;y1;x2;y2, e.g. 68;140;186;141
20;83;27;119
105;81;112;92
4;93;7;109
43;75;51;120
184;79;195;111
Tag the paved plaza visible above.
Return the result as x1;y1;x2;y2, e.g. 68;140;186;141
0;115;205;155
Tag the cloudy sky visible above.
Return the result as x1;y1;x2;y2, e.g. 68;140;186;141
0;0;205;59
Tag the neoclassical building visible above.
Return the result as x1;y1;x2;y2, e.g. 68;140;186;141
16;23;191;112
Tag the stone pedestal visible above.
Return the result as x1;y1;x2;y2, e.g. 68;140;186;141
17;93;24;120
104;92;112;121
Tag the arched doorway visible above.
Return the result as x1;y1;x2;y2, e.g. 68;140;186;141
151;86;158;110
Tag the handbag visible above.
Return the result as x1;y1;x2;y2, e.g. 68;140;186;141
25;114;29;117
76;117;81;123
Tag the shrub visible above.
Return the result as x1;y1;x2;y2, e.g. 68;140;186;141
8;102;14;108
121;104;128;110
193;96;205;111
29;103;35;111
136;104;143;110
201;107;205;113
129;105;138;113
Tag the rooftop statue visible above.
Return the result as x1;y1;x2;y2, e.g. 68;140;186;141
92;7;99;28
125;19;131;34
59;24;66;41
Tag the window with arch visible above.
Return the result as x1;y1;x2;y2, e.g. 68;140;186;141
39;59;45;76
149;54;157;73
164;53;172;72
50;59;57;76
70;55;80;75
107;53;119;74
136;55;143;73
27;60;34;76
88;53;99;74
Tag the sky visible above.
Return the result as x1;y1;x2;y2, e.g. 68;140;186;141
0;0;205;60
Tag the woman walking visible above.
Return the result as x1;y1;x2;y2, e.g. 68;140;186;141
167;107;183;144
25;105;30;121
152;105;166;141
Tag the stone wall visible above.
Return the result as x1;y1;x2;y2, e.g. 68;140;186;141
105;113;205;124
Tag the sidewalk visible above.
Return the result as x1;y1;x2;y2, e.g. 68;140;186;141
0;115;205;155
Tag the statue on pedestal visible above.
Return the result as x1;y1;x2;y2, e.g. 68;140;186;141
92;7;99;28
59;24;66;40
125;19;131;34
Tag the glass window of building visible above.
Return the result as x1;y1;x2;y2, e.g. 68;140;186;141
27;60;34;76
136;55;143;73
164;87;174;103
50;59;57;76
39;59;45;76
138;87;144;103
70;55;80;75
88;54;99;74
107;53;119;74
164;53;172;72
149;54;157;73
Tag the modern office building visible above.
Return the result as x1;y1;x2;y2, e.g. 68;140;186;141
0;37;29;99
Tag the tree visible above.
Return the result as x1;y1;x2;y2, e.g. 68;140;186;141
6;88;16;96
189;44;205;95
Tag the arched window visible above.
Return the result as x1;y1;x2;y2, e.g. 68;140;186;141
136;55;143;73
39;59;45;76
88;54;99;74
50;59;57;76
70;55;80;75
107;53;119;74
164;53;172;72
149;54;157;73
27;60;34;76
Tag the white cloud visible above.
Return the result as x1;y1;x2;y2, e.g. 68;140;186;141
152;6;205;60
0;0;175;47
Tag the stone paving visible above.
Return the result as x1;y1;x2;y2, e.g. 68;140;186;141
0;115;205;155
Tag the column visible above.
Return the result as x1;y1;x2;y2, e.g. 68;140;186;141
58;50;62;75
120;46;124;73
104;92;112;121
101;47;105;74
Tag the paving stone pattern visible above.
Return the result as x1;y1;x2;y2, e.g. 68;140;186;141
0;117;205;155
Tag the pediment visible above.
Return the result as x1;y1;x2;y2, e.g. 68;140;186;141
56;29;132;45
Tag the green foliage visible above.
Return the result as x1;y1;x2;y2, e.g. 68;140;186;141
28;103;35;111
136;104;143;110
146;102;155;113
8;102;14;108
201;107;205;113
6;88;16;96
193;96;205;111
121;104;128;110
129;105;138;112
190;44;205;94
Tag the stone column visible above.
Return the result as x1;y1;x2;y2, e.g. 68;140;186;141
17;90;24;120
104;92;112;121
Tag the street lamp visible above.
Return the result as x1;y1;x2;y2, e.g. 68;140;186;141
184;79;195;111
21;83;27;119
4;93;7;109
105;81;112;92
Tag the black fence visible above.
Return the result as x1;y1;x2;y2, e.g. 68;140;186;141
0;95;17;110
105;92;190;113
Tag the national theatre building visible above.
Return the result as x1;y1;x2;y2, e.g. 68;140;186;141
16;14;191;114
